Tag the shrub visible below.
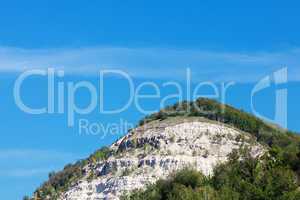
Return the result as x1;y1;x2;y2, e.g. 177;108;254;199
123;150;300;200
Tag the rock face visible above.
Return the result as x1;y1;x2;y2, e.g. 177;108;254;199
61;117;265;200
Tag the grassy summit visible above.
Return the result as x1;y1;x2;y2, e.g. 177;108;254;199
140;98;299;148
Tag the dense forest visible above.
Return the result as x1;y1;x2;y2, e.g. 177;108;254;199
26;98;300;200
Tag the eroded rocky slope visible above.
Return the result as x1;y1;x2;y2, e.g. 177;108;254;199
60;117;265;200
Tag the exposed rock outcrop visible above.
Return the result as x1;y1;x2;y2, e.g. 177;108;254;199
61;117;265;200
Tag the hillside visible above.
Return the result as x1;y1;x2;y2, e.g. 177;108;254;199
27;98;300;200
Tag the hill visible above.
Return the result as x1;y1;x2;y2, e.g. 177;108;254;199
26;98;300;200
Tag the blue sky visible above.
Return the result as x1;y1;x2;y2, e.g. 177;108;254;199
1;1;300;199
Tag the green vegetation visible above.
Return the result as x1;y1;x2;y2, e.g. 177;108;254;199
88;146;112;163
140;98;300;148
30;147;112;199
122;149;300;200
128;98;300;199
33;160;86;199
23;196;30;200
28;98;300;199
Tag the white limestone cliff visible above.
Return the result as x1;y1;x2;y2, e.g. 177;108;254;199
61;117;265;200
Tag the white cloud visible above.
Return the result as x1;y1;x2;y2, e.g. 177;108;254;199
0;149;80;178
0;46;299;82
0;168;53;177
0;149;76;160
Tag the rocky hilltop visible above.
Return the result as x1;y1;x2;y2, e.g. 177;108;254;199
30;99;300;200
64;117;264;199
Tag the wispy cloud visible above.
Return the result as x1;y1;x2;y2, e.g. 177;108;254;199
0;149;75;160
0;149;80;178
0;46;299;82
0;168;54;177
